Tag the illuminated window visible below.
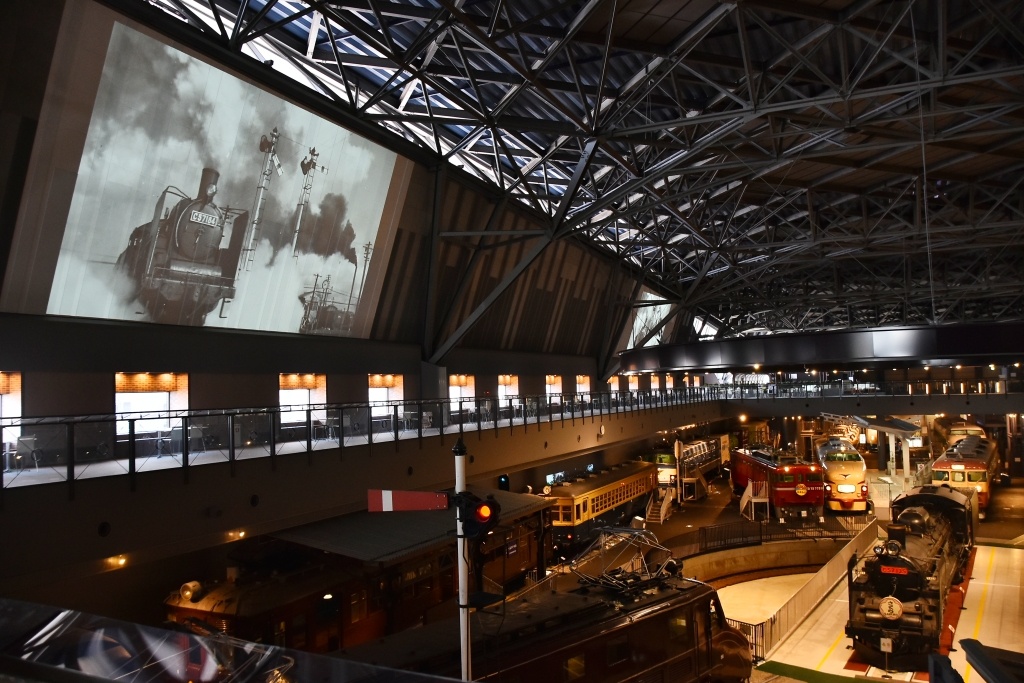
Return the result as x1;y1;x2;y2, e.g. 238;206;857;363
545;375;562;396
368;374;403;416
114;373;188;434
651;375;660;391
497;374;519;401
669;614;694;646
628;375;639;392
0;372;23;451
563;654;585;680
448;374;475;408
575;375;591;394
279;374;326;425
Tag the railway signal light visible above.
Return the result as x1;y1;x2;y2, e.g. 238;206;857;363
457;493;501;540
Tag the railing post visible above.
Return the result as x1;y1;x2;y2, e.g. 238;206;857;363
182;417;190;484
393;403;400;444
66;423;75;500
227;414;236;473
417;401;424;440
128;419;137;491
269;412;277;470
305;408;313;458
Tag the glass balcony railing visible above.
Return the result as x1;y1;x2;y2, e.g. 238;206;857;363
3;378;1018;491
1;388;716;490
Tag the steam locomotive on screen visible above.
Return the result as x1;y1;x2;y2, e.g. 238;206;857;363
845;484;975;671
116;167;250;325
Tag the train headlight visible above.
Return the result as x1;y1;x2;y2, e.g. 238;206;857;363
976;485;982;492
885;540;901;556
874;545;885;556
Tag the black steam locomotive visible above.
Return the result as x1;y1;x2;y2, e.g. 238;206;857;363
846;484;975;671
116;168;250;325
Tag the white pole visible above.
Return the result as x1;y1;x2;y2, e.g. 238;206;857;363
453;438;471;681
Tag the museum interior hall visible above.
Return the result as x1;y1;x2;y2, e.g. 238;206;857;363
1;0;1023;681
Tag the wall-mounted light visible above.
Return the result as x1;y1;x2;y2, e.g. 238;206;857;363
498;374;513;386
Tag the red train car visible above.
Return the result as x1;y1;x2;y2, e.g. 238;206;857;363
730;446;825;521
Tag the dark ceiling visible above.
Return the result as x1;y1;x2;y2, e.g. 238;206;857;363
116;0;1024;340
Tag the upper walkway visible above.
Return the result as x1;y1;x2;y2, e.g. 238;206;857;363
3;378;1019;493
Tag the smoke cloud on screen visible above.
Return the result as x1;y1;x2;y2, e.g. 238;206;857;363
48;253;149;321
205;239;356;333
292;193;358;264
91;28;215;165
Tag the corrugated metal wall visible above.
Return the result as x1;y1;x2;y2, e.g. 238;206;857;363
372;166;637;363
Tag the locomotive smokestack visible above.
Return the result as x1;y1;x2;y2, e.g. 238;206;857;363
886;523;907;550
198;167;220;203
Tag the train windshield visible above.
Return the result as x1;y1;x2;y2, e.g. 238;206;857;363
932;470;950;481
805;471;823;482
968;471;987;482
825;452;861;462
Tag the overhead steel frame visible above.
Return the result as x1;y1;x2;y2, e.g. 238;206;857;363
101;0;1024;348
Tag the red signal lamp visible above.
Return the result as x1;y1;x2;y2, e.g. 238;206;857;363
457;492;501;540
474;502;495;524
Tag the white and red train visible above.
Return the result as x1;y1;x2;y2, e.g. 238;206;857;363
929;435;1001;517
730;446;825;520
814;436;870;512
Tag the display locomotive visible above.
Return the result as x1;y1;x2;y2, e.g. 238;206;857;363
932;417;986;449
730;445;824;521
814;436;870;512
116;167;250;325
541;460;658;560
846;484;975;671
339;531;753;683
929;435;1000;517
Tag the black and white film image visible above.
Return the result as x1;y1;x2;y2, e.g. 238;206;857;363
46;23;397;337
